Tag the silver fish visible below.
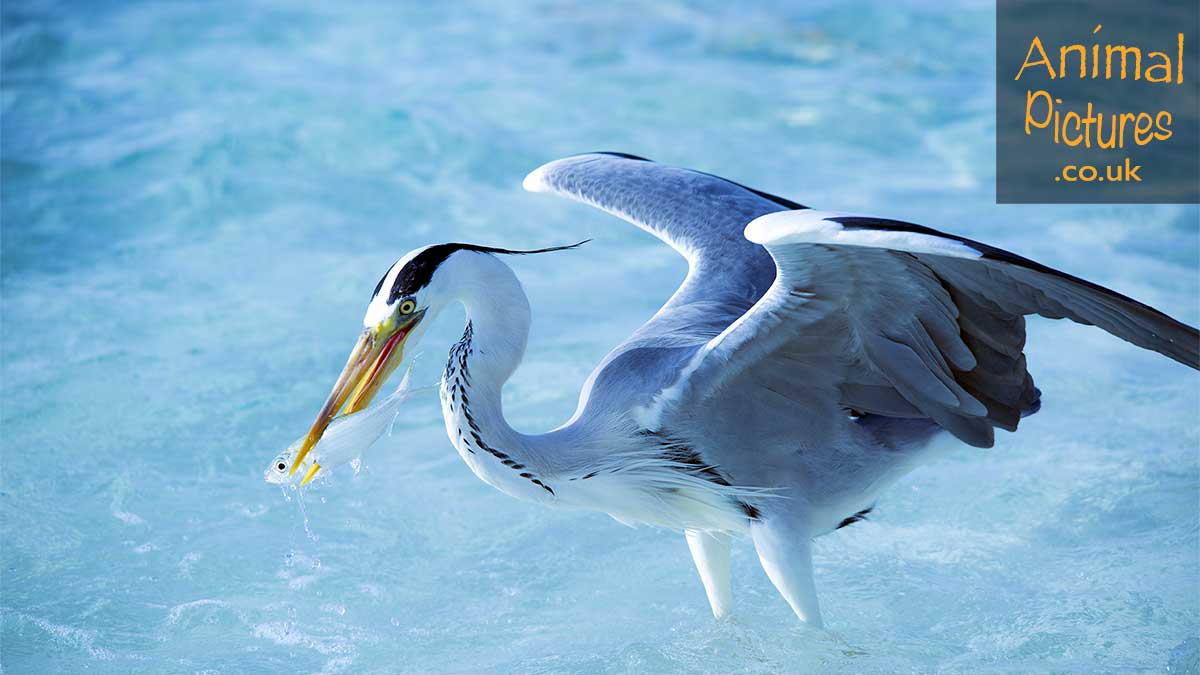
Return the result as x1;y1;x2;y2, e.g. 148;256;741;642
265;366;422;486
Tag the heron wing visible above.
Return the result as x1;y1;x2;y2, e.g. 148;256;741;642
658;209;1198;451
523;153;801;416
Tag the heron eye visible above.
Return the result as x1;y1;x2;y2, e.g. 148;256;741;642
398;299;416;315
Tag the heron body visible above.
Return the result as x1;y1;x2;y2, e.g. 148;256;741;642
291;153;1199;627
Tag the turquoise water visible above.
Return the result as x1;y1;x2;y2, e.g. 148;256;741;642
2;1;1198;673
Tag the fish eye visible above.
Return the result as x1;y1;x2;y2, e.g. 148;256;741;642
399;299;416;315
275;460;287;471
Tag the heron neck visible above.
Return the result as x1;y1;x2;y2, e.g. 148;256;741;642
455;258;530;388
441;254;531;450
437;253;621;499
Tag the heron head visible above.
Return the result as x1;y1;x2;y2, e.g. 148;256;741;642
289;241;587;483
286;245;449;481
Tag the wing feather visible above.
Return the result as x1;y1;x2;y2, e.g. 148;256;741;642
524;156;1196;453
523;153;798;418
666;210;1197;449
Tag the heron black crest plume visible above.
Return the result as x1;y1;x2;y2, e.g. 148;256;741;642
461;240;591;256
379;240;589;302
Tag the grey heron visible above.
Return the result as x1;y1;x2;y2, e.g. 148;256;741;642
287;152;1198;626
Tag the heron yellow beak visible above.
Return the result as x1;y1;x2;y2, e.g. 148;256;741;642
290;312;421;479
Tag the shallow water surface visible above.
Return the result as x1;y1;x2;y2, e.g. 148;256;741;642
2;1;1198;673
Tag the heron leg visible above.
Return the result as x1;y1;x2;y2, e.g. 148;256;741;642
685;530;732;619
750;519;823;627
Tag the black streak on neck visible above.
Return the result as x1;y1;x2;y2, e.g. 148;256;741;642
836;506;873;530
445;322;555;496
